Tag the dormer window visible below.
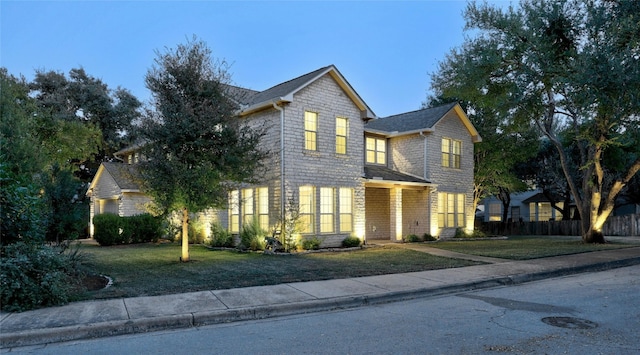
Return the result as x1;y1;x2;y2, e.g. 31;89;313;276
366;137;386;165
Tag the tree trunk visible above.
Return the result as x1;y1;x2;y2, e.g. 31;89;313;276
583;228;606;244
181;207;190;262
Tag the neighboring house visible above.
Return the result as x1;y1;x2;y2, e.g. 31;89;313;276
86;162;151;237
481;190;574;222
87;65;482;245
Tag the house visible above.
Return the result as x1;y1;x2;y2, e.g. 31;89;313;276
87;65;481;245
481;190;575;222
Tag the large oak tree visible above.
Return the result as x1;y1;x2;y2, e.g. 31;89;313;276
138;38;268;261
430;0;640;243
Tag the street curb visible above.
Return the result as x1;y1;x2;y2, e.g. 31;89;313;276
2;256;639;349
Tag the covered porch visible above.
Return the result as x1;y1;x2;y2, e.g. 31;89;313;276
363;166;436;242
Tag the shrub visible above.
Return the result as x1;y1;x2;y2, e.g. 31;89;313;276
454;228;487;238
342;236;361;248
239;217;265;251
210;222;234;247
126;214;162;243
404;234;421;243
0;242;84;312
188;217;206;244
301;236;322;250
423;233;438;241
93;213;125;246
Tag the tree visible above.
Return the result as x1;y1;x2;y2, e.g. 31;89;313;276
138;38;268;262
30;67;142;178
430;0;640;243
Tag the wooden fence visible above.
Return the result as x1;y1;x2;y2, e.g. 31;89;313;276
479;213;639;237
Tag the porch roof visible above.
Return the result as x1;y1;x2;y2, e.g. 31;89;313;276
364;165;432;185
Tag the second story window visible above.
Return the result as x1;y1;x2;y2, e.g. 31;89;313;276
442;138;462;169
336;117;347;154
366;137;386;165
304;111;318;151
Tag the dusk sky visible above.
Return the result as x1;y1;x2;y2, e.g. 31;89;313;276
1;1;512;118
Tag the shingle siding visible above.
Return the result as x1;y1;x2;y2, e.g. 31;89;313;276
427;110;476;236
389;134;425;179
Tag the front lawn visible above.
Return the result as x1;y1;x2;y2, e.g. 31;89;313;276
79;243;480;300
430;235;632;260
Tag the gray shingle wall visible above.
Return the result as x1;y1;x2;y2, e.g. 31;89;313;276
427;110;476;236
389;134;425;179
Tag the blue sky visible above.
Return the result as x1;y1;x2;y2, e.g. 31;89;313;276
1;1;511;118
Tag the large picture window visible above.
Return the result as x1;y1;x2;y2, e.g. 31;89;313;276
304;111;318;151
366;137;386;164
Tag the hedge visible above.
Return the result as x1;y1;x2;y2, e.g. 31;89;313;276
93;213;162;246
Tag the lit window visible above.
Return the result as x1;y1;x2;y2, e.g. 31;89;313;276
339;188;353;232
320;188;334;233
304;111;318;151
336;117;348;154
442;138;461;169
438;192;466;228
299;186;315;234
257;187;269;231
229;190;240;233
489;203;502;221
242;189;254;224
366;137;386;164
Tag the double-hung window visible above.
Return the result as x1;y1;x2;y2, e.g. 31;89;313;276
442;138;462;169
366;137;386;164
339;188;353;232
320;188;334;233
336;117;348;154
257;187;269;231
242;189;254;224
304;111;318;151
299;186;315;233
229;190;240;233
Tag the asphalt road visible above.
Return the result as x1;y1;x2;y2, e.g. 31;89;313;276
5;265;639;355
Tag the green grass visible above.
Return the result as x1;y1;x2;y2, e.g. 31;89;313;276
430;235;632;260
79;243;480;300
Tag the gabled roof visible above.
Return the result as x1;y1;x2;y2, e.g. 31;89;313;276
87;162;141;195
364;165;431;184
364;103;482;143
238;65;376;120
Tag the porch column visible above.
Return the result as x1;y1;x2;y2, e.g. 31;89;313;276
390;187;403;241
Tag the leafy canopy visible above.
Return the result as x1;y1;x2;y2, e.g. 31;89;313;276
138;38;268;215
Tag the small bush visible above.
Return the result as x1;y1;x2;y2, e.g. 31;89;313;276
454;228;487;238
342;236;361;248
0;242;84;312
93;213;124;246
210;222;234;247
423;233;438;241
239;217;265;251
188;217;206;244
301;236;322;250
404;234;421;243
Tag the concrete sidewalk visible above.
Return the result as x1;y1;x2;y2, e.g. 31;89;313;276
2;244;640;349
